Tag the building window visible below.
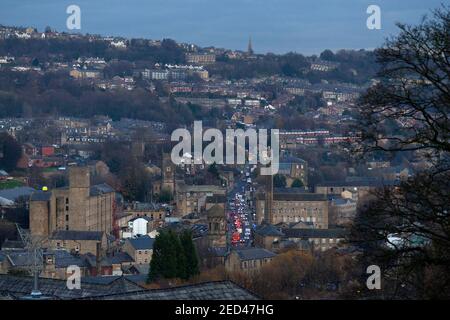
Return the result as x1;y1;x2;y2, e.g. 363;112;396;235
65;215;69;221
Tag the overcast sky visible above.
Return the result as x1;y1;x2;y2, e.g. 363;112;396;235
0;0;444;54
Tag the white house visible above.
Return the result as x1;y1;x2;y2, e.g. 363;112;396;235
127;216;152;237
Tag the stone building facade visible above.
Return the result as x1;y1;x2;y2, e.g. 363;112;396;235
175;180;226;216
206;205;227;248
255;191;329;228
225;248;276;274
29;166;116;238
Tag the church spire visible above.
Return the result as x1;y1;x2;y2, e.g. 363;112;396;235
247;36;254;55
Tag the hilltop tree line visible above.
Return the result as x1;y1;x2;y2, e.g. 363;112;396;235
0;31;377;84
0;68;219;124
0;37;185;64
211;50;378;83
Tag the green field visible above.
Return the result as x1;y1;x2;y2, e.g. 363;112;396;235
0;179;24;190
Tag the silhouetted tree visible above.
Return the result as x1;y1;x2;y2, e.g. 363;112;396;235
0;133;22;171
180;230;200;278
350;6;450;299
273;174;287;188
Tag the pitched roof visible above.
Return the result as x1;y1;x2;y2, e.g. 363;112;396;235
80;281;259;300
207;204;225;218
53;250;88;268
0;274;144;299
206;194;227;204
81;274;146;286
1;239;25;250
83;253;112;268
316;178;398;188
89;183;115;196
279;155;307;164
5;251;32;267
254;224;284;237
129;216;152;223
127;235;155;250
50;230;104;241
233;247;276;261
109;252;134;264
282;228;349;239
0;186;35;202
2;249;88;268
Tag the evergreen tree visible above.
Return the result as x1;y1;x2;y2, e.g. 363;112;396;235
172;231;187;280
180;230;200;278
291;178;304;188
147;229;200;283
273;174;287;188
0;133;22;171
148;230;177;281
162;230;179;278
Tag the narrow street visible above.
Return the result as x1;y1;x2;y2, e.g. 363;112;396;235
226;165;256;248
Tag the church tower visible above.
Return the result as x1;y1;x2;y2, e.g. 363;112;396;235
206;205;227;248
265;172;273;223
162;152;175;194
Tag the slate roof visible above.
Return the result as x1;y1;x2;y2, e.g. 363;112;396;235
30;191;52;201
2;249;88;268
89;183;115;196
316;178;398;188
0;186;35;202
289;221;314;229
206;194;227;204
254;224;284;237
0;274;145;300
129;264;149;275
129;216;152;223
330;197;356;206
83;253;112;268
282;228;349;239
50;230;103;241
1;239;25;250
5;251;33;267
233;247;276;261
81;274;146;286
80;281;259;300
109;252;134;264
207;204;225;218
127;235;155;250
53;251;88;268
279;155;307;164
